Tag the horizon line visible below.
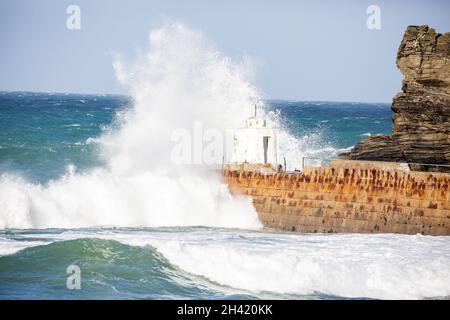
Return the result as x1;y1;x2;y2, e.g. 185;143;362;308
0;90;392;105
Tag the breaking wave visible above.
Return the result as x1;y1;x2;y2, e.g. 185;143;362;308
0;22;274;229
2;228;449;300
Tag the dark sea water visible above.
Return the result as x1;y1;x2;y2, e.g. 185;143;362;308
1;92;449;300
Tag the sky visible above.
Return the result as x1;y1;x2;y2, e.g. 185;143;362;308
0;0;449;102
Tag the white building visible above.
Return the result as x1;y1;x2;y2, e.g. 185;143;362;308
228;108;279;168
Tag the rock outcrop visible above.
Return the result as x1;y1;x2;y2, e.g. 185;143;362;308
340;25;450;170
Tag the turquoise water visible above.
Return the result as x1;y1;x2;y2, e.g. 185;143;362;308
1;92;449;300
0;92;128;182
0;92;392;183
270;100;392;150
0;227;259;300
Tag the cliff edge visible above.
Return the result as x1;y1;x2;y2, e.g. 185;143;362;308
340;25;450;169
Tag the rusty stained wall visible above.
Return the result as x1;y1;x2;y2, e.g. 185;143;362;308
224;167;450;235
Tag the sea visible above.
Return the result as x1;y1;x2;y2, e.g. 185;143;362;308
1;91;449;300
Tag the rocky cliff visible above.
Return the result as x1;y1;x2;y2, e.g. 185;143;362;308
340;25;450;169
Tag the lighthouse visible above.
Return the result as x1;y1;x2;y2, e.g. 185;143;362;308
228;105;279;172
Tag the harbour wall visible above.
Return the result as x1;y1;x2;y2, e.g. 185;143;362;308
223;161;450;235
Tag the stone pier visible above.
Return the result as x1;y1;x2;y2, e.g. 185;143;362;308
224;162;450;235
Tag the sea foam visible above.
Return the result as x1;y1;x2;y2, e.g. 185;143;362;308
148;233;450;299
0;22;340;229
2;228;449;300
0;23;269;229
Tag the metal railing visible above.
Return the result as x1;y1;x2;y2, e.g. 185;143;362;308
301;157;332;170
300;157;450;173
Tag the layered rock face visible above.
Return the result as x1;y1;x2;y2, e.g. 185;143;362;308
340;26;450;169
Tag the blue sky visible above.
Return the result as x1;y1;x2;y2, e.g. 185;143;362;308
1;0;449;102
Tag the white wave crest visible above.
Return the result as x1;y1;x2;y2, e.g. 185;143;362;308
6;229;448;300
146;232;450;300
0;22;265;229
